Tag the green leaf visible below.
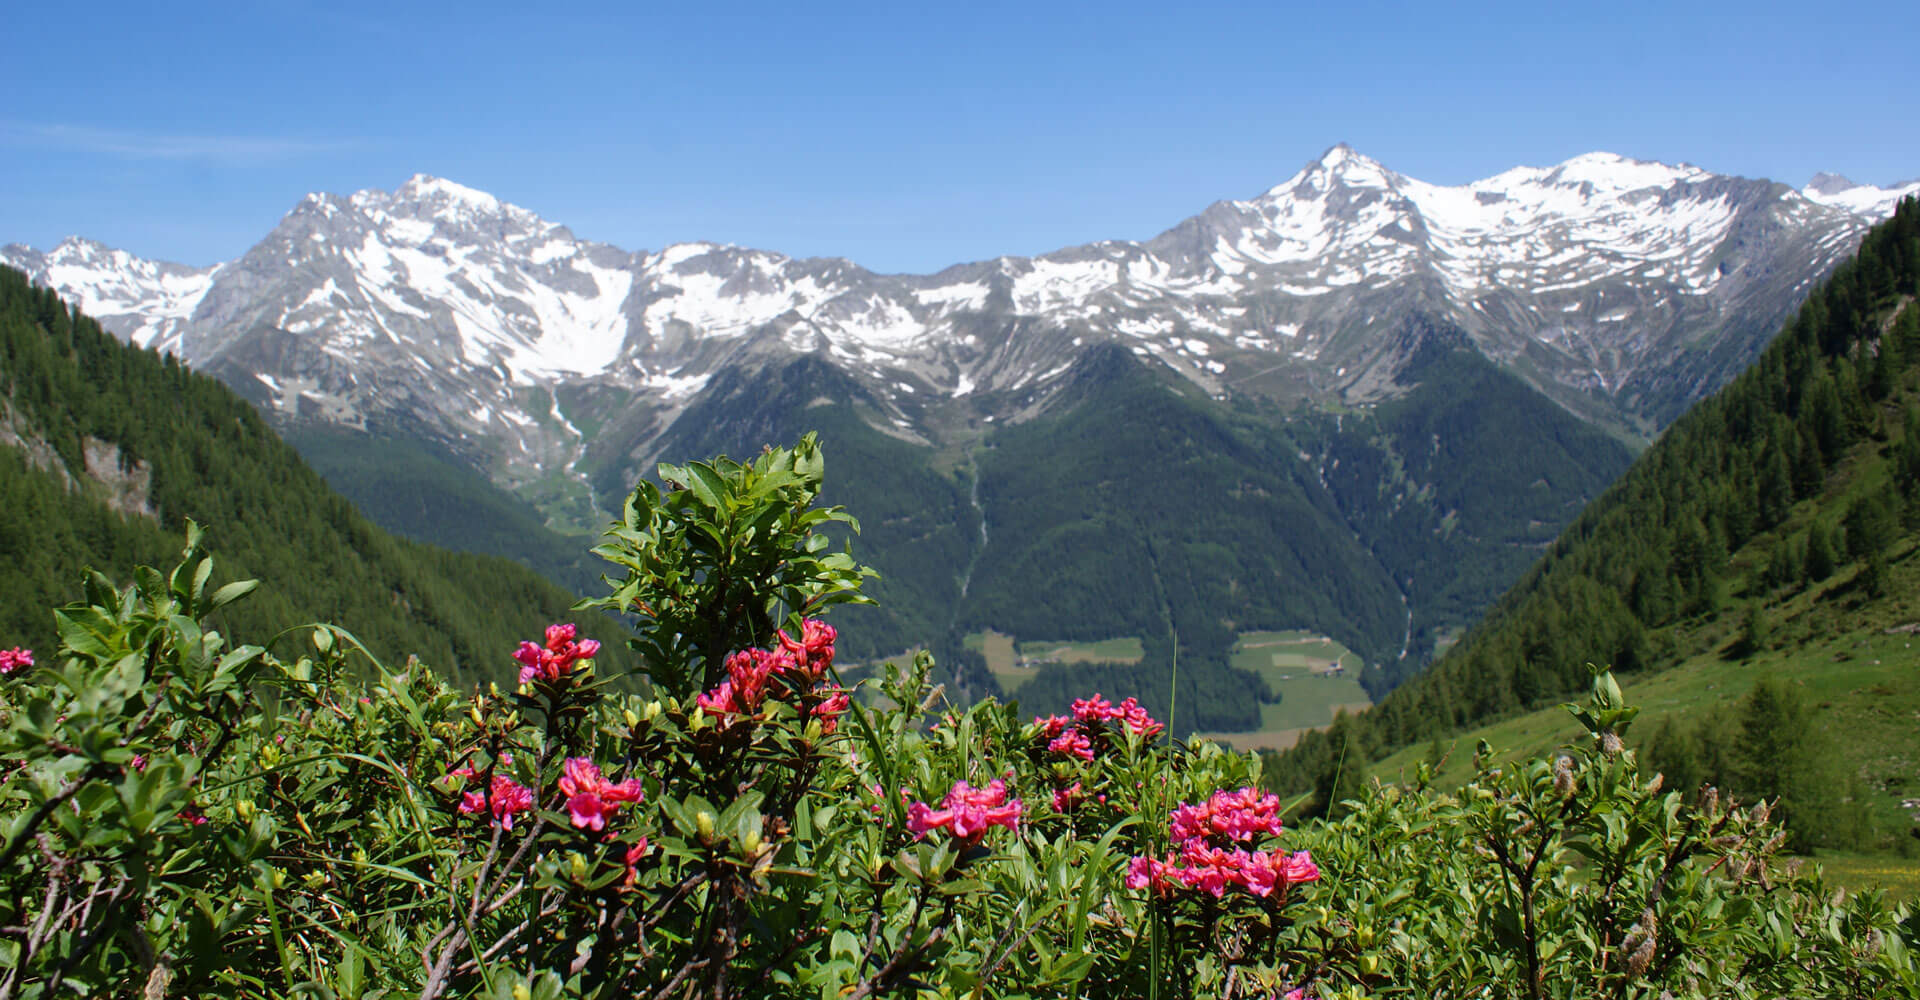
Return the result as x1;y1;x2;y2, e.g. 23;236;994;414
207;579;259;613
55;609;115;660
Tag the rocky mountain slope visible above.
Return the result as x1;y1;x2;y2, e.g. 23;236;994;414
7;148;1912;514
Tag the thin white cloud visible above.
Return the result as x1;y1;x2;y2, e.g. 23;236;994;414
0;122;359;165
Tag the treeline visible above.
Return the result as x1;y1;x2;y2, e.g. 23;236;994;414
0;266;626;688
1265;198;1920;803
1640;677;1883;854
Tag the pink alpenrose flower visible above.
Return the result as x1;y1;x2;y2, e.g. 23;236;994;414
513;623;601;685
558;757;643;831
906;779;1023;846
0;647;34;676
457;774;537;829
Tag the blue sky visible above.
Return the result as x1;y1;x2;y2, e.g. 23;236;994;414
4;0;1916;274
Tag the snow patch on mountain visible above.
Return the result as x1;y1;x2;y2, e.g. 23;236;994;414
5;151;1916;504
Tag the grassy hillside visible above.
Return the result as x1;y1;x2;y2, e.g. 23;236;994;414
0;266;625;688
1266;198;1920;834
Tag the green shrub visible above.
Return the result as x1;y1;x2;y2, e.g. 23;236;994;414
0;439;1911;998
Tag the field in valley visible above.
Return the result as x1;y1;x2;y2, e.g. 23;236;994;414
1199;631;1373;751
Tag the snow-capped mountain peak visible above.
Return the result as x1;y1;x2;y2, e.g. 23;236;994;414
3;147;1914;501
1262;143;1404;197
1802;171;1920;216
0;236;217;354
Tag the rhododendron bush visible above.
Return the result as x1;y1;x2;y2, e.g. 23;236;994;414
0;436;1912;999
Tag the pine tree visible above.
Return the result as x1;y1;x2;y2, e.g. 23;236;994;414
1804;522;1837;582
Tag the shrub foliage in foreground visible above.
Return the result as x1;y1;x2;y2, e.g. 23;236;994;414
0;437;1913;998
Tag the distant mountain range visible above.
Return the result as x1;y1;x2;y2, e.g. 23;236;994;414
5;146;1912;717
7;147;1913;504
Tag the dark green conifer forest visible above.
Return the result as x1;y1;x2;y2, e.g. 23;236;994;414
0;266;622;688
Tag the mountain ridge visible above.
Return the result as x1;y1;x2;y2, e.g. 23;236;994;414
7;147;1912;503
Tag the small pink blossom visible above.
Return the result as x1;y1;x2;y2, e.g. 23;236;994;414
1126;854;1179;893
0;647;34;676
812;691;851;734
558;757;643;831
1033;713;1071;737
513;623;601;685
907;779;1023;846
1169;787;1288;844
696;648;793;719
777;619;837;680
457;775;536;829
1070;693;1164;737
178;805;207;827
1051;781;1084;811
1126;790;1320;901
1048;728;1094;761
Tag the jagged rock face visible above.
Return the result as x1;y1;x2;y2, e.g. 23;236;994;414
5;150;1915;499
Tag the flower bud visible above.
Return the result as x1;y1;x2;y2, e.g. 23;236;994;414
302;870;327;889
352;847;368;866
741;828;763;856
623;708;641;729
236;800;256;823
270;867;286;890
259;744;281;768
569;852;588;881
696;811;716;842
512;985;531;1000
470;705;486;727
644;701;663;721
1360;952;1380;975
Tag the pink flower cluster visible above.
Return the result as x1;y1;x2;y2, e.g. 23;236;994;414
907;779;1023;846
1035;693;1164;760
514;623;600;685
454;770;537;830
558;757;643;831
1170;786;1288;843
697;647;785;717
0;647;33;676
695;620;849;734
776;618;837;680
1126;787;1320;900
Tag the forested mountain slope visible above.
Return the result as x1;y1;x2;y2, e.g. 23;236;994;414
0;266;621;687
628;326;1630;730
1267;198;1920;799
